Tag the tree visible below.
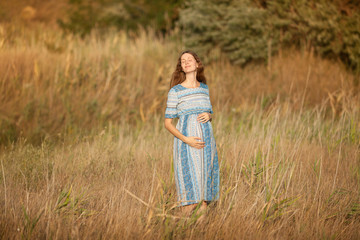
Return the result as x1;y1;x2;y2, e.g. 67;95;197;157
178;0;360;75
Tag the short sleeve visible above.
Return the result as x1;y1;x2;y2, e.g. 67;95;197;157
165;88;179;118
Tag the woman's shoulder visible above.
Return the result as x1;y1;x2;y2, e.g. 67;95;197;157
169;84;181;92
200;82;209;89
168;85;182;95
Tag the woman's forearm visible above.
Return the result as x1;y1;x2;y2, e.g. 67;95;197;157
164;120;188;143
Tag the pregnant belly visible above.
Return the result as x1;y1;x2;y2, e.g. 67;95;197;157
177;114;210;139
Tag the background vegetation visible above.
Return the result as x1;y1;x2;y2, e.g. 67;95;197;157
179;0;360;74
0;0;359;239
57;0;185;37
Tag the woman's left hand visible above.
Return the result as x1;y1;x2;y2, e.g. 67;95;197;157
197;112;211;123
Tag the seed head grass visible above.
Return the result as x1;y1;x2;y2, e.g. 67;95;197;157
0;23;359;239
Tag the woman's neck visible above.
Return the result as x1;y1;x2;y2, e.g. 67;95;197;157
184;72;198;86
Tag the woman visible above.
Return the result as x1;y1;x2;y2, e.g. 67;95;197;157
164;50;219;215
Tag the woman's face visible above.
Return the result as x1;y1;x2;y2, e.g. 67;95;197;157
181;53;199;73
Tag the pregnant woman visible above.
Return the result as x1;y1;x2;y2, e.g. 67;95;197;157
164;50;220;216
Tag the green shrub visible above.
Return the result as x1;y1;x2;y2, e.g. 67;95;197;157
178;0;360;73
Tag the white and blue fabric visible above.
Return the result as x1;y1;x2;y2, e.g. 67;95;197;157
165;82;220;206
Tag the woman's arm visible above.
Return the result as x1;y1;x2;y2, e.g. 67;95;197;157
164;118;205;149
164;118;187;142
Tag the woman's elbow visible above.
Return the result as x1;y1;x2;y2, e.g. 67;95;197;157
164;119;172;130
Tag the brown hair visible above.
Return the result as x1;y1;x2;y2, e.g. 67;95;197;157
169;50;207;89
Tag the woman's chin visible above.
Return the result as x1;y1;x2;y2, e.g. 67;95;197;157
184;69;196;74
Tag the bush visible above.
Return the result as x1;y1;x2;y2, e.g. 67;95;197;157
178;0;360;74
58;0;184;37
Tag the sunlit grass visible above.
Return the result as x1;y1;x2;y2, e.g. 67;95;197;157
0;23;358;144
0;23;359;239
1;102;359;239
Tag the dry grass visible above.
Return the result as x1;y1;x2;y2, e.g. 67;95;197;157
0;23;358;144
0;23;359;239
0;105;359;239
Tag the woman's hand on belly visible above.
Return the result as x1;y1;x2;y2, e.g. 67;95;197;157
197;112;211;123
184;136;205;149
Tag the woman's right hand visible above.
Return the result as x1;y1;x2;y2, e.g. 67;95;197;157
184;137;205;149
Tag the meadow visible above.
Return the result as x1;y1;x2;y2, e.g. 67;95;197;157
0;24;359;239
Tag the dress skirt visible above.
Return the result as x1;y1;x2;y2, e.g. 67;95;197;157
174;114;219;206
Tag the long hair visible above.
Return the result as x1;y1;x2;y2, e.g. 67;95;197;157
169;50;207;89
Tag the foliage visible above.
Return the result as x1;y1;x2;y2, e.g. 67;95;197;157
0;24;358;145
178;0;360;73
57;0;184;37
179;0;272;65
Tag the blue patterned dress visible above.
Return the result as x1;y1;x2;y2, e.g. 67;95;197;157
165;82;219;206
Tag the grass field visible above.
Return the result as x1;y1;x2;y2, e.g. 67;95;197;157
0;24;359;239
